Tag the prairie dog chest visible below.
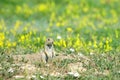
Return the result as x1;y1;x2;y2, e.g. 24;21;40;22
45;47;54;58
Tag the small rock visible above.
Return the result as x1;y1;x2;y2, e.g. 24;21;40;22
70;48;75;52
8;67;14;73
13;75;24;79
118;71;120;74
90;52;94;55
40;75;44;79
27;75;36;80
67;71;80;77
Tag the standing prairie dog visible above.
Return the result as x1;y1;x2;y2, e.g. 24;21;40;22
41;38;55;63
13;38;55;64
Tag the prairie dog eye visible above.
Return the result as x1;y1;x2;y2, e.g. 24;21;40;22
48;38;50;41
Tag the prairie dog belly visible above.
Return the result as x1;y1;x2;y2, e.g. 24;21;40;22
45;49;53;58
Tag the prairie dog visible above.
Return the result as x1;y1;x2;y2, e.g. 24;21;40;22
41;38;55;63
13;38;55;64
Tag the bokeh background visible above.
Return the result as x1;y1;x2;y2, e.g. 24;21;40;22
0;0;120;54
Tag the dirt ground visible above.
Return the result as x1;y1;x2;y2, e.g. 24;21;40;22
12;53;109;79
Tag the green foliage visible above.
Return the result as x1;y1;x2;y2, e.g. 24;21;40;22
0;0;120;79
0;0;120;54
0;52;20;79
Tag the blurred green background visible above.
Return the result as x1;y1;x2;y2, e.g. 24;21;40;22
0;0;120;54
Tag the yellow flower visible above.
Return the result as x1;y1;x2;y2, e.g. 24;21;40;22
14;20;21;30
56;22;61;27
54;41;58;46
20;35;25;41
63;40;66;47
38;4;47;12
83;7;88;13
37;37;40;42
99;41;103;48
106;40;109;44
104;38;112;52
0;33;5;41
93;41;97;48
13;42;16;47
0;41;3;47
7;41;11;47
105;45;112;52
67;27;73;32
88;41;92;46
60;39;66;47
16;5;22;13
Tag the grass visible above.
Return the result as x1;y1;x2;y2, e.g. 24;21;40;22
0;0;120;79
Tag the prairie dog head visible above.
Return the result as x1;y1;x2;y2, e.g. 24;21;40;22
45;38;54;49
